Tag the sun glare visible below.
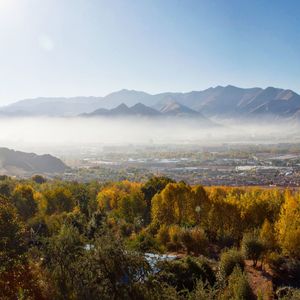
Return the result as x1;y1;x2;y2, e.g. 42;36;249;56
0;0;14;9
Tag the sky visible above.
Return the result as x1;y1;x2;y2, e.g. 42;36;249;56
0;0;299;105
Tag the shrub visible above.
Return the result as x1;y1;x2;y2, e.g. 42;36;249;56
273;258;300;283
175;227;209;255
190;228;209;255
283;259;300;281
167;225;182;251
241;232;265;267
128;230;160;252
276;287;300;300
266;255;300;288
32;175;47;184
156;225;170;246
259;219;277;251
219;248;245;278
192;257;216;287
217;232;235;248
223;267;253;300
266;251;285;271
180;229;195;254
188;280;219;300
156;257;216;291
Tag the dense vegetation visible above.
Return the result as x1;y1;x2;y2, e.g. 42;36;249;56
0;175;300;299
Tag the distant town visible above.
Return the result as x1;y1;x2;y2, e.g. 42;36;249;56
60;143;300;187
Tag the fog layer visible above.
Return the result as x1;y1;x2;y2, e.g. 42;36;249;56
0;117;299;153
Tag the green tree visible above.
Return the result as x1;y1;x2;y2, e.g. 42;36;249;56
32;174;47;184
42;224;84;299
219;248;245;278
43;186;75;215
241;232;264;267
260;219;277;251
223;267;253;300
0;196;40;299
0;196;26;268
12;184;38;220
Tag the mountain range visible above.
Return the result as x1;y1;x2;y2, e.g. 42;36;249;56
84;103;161;117
82;101;207;119
1;85;300;120
0;148;68;175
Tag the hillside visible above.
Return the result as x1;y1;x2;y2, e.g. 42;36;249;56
83;103;160;117
159;101;200;116
0;97;104;116
0;148;68;175
83;102;211;121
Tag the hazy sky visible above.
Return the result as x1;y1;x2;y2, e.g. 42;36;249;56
0;0;299;104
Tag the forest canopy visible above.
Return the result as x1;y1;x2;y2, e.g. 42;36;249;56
0;176;299;299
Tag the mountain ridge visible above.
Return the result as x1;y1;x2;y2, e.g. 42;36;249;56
1;85;300;119
0;147;68;175
83;101;211;120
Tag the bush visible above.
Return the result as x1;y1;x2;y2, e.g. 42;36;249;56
259;219;277;251
223;267;253;300
276;287;300;300
219;248;245;278
156;225;170;246
190;228;209;255
167;225;182;251
128;230;161;252
119;221;134;237
267;251;285;271
175;227;208;255
32;175;47;184
217;232;235;248
241;232;265;266
180;229;195;254
267;252;300;284
283;259;300;281
156;257;216;291
188;280;218;300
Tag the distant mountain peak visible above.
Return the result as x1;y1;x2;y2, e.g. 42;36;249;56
132;102;146;108
160;100;199;115
110;103;132;114
116;103;129;109
84;102;161;117
131;103;161;116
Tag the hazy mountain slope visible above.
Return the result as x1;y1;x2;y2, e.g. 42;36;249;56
0;97;104;116
101;89;154;108
0;148;68;174
131;103;161;116
190;86;263;116
84;102;208;119
1;86;300;118
248;88;300;116
293;109;300;121
154;86;300;118
153;86;263;114
85;102;219;131
159;101;200;116
84;103;161;117
0;91;154;116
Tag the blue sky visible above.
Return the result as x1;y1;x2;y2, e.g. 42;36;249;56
0;0;299;104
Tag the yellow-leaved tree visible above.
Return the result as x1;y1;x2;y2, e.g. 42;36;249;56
276;191;300;258
151;182;207;226
97;181;145;224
